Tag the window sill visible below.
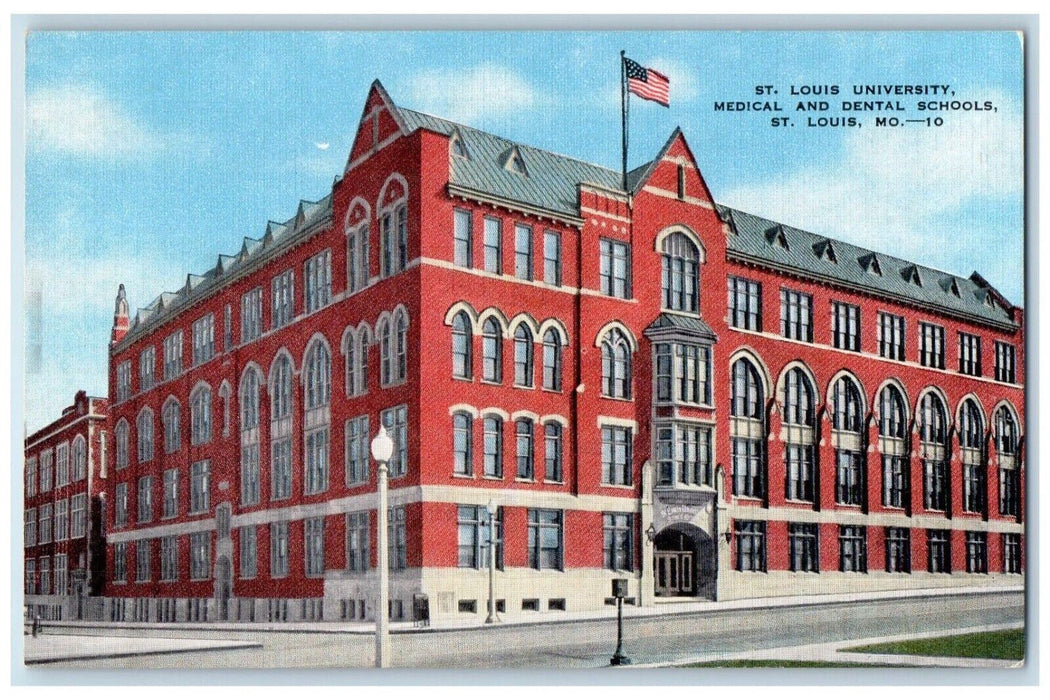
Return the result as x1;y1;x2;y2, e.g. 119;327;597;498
451;473;475;480
515;478;537;483
540;387;564;395
834;502;864;509
600;395;635;403
543;480;565;485
452;376;474;383
512;384;536;391
783;499;816;506
480;379;503;387
601;483;635;490
481;475;504;481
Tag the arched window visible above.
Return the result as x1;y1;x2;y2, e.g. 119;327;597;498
381;201;408;277
919;392;948;444
191;386;212;446
271;356;293;421
115;420;129;470
345;330;357;396
878;385;907;439
379;318;393;386
995;407;1018;456
163;399;180;453
238;374;258;432
542;329;562;391
352;328;370;396
240;370;261;506
482;318;502;383
305;342;331;410
783;368;814;427
71;436;87;481
731;359;763;419
661;232;700;313
137;409;154;463
601;328;632;399
516;418;534;479
452;312;472;379
453;412;473;476
514;325;534;388
832;376;863;432
959;399;985;449
395;309;408;383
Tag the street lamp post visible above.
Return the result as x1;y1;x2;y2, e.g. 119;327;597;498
371;425;395;669
485;499;499;624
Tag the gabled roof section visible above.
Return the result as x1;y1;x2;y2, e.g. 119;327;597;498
901;264;923;287
501;145;528;176
813;239;837;263
720;205;1016;327
859;252;883;276
766;224;789;250
939;276;961;298
449;127;470;159
345;80;408;172
626;127;717;205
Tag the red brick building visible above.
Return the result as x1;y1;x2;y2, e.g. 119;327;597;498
100;81;1024;623
24;390;109;617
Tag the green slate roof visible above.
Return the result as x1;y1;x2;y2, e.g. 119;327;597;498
720;206;1015;326
399;108;648;217
645;313;718;342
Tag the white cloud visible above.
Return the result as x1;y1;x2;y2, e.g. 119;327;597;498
406;64;538;124
645;57;700;102
720;91;1023;295
27;85;163;158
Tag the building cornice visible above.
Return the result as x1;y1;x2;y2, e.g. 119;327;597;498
447;183;586;229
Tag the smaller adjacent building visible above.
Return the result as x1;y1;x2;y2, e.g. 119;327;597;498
24;390;109;616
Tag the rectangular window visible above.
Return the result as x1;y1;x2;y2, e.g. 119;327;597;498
163;331;183;380
516;420;534;479
999;466;1019;517
161;535;178;581
599;238;631;298
25;457;37;498
271;438;292;500
483;217;502;274
345;415;370;485
304;427;330;495
192;314;215;366
995;341;1017;383
780;289;813;342
483;416;503;478
927;529;951;573
346;511;370;572
882;454;908;508
655;343;711;405
240;287;264;343
831;302;861;351
1003;533;1022;574
270;521;289;578
966;531;988;574
655;423;713;487
304;516;325;577
885;527;911;573
959;332;982;376
453;209;473;268
53;499;68;541
603;513;634;571
190;460;210;514
731;437;765;498
380;205;408;277
388;506;407;571
116;360;132;401
380;405;408;478
543;230;562;286
305;249;332;313
924;459;949;511
241;442;260;506
514;223;533;281
39;557;51;595
190;531;211;580
836;450;864;506
71;493;87;538
727;277;762;331
458;505;504;569
55;442;70;487
39;449;52;492
140;347;155;391
54;554;68;596
785;444;815;502
224;304;232;351
788;523;819;572
544;422;563;482
237;526;256;579
839;526;867;572
162;468;178;518
918;322;945;369
878;312;906;360
114;483;127;528
963;463;986;513
271;270;295;329
527;509;563;570
113;543;127;583
25;508;37;546
25;560;35;595
136;539;152;582
137;475;153;523
601;425;633;486
735;520;767;572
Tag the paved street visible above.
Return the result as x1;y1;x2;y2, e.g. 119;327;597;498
28;590;1024;670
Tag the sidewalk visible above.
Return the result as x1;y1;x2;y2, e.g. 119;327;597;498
24;635;263;665
636;623;1025;669
33;584;1022;636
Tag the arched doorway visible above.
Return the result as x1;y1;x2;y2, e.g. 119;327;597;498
653;523;713;598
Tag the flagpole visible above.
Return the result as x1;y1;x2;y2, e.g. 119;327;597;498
620;50;628;193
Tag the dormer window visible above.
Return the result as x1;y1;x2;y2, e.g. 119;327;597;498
813;240;837;264
450;130;470;159
940;277;961;298
903;265;922;287
766;225;789;250
861;253;882;276
502;146;528;176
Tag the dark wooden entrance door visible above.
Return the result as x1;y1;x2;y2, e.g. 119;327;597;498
654;551;694;596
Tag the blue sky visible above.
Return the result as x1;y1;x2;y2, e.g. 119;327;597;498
22;31;1023;431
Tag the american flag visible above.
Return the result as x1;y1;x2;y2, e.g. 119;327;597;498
624;57;670;107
